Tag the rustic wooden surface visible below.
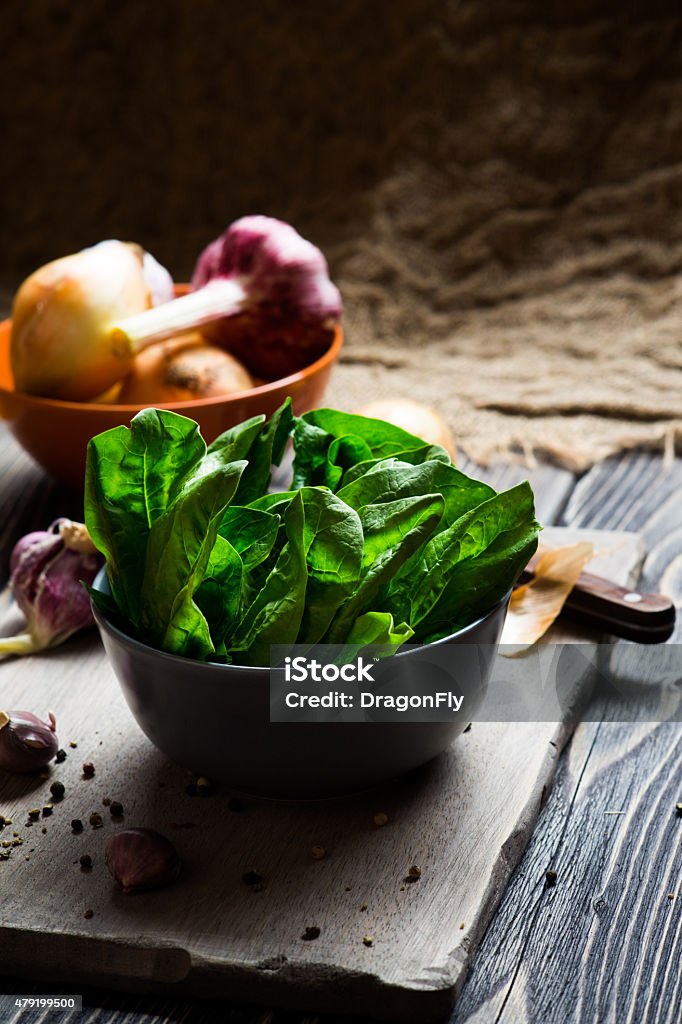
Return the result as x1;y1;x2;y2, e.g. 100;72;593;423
0;410;634;1021
0;426;679;1023
452;452;682;1024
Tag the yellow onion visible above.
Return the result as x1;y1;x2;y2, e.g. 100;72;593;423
116;334;254;403
10;240;173;401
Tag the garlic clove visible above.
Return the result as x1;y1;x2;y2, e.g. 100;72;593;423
0;710;59;774
105;828;181;894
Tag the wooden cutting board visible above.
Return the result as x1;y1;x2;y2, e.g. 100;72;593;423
0;526;643;1022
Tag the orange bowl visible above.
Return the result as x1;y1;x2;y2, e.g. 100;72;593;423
0;306;343;488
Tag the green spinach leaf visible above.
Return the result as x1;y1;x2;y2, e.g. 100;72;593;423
337;458;494;529
345;611;414;647
302;408;433;460
218;506;280;571
340;443;450;487
229;491;308;665
234;398;293;504
291;417;332;488
297;487;364;643
139;460;246;659
326;493;445;643
415;489;540;641
324;435;374;490
194;535;243;656
84;408;206;625
292;408;450;491
388;481;539;628
207;414;265;462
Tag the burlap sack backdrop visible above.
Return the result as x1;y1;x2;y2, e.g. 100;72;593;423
2;1;681;470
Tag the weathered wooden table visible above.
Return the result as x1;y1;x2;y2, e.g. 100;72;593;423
0;421;680;1023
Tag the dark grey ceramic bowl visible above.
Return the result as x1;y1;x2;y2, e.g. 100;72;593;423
91;569;509;797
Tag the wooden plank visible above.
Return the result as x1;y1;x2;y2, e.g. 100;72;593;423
453;453;682;1024
0;526;639;1023
0;373;576;1024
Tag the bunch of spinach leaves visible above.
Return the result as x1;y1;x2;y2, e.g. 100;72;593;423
84;401;540;664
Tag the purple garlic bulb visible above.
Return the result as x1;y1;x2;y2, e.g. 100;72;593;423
1;519;104;660
192;216;343;380
109;216;342;381
192;215;342;324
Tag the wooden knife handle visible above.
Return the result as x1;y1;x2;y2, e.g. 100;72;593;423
518;565;676;642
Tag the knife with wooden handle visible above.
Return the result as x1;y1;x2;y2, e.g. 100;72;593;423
517;556;676;643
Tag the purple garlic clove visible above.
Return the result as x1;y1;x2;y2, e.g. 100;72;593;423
0;710;59;773
105;828;181;894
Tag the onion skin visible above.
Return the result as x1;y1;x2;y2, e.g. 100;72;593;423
10;241;173;401
354;399;457;462
0;710;58;774
105;828;181;893
117;334;254;404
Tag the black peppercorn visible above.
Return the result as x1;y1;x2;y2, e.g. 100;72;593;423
50;781;65;800
242;870;264;889
71;819;84;833
79;854;92;871
55;749;67;764
110;801;124;818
